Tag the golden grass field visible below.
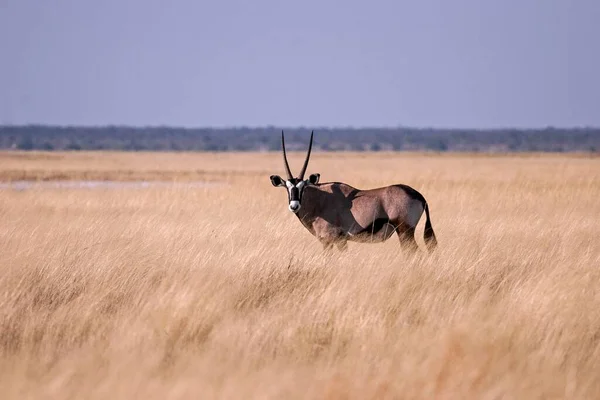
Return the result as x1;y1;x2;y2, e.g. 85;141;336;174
1;150;599;399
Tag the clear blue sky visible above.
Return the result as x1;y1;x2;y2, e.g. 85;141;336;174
1;0;599;128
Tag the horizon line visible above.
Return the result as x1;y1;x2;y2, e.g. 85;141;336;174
2;123;599;131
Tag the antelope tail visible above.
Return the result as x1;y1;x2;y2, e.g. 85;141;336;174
423;202;438;252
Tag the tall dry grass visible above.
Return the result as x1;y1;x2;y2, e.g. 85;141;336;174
0;151;599;399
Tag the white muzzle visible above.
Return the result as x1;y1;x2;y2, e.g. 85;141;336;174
288;201;301;213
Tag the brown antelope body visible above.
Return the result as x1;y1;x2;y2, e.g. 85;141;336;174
270;131;438;253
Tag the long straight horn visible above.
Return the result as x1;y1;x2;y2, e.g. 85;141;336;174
298;130;314;180
281;130;294;180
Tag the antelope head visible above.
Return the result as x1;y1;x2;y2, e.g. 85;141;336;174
270;131;320;213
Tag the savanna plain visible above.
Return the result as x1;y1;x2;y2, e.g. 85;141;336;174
1;151;599;399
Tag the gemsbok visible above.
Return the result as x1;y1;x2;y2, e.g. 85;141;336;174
270;131;438;253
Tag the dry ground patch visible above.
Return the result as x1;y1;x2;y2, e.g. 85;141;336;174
0;151;599;399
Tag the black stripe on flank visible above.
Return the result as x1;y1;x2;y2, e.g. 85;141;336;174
357;218;391;236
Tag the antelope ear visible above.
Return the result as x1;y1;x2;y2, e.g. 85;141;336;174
270;175;285;187
308;173;320;185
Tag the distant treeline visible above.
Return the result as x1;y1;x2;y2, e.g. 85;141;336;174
1;125;599;153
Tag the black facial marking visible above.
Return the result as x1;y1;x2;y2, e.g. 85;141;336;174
289;186;300;201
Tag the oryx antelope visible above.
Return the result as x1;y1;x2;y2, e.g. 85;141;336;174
269;131;438;253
